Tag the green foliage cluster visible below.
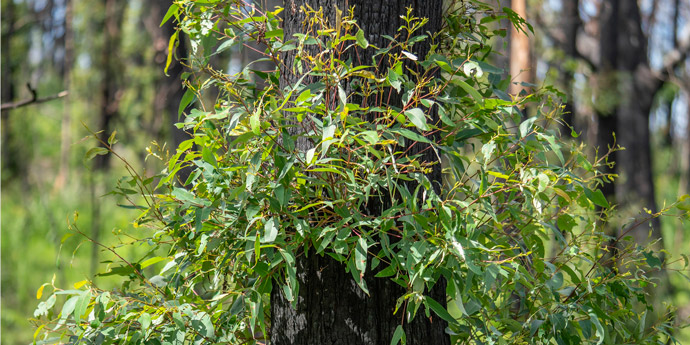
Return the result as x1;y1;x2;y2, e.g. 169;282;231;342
32;1;684;344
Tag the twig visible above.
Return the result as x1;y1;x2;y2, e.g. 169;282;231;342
0;83;68;111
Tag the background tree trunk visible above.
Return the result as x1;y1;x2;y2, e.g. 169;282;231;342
595;0;661;241
270;1;449;344
94;0;126;170
594;0;619;201
55;0;74;191
557;0;580;132
1;0;20;182
91;0;126;275
509;0;532;96
147;0;191;150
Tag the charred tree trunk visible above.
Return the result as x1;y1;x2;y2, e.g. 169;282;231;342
1;0;19;182
147;0;191;149
594;0;619;201
599;0;661;239
270;1;449;344
93;0;126;170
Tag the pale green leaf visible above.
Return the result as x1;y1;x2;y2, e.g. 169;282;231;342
355;29;369;48
262;217;278;243
404;108;429;131
355;237;368;274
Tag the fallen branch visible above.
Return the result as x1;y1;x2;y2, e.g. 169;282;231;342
0;83;68;111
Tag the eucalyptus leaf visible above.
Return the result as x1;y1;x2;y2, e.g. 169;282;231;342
404;108;429;131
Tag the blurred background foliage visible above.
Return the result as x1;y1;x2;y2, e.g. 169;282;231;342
2;0;690;343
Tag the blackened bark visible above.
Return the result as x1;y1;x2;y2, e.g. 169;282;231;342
148;0;191;149
615;0;661;240
271;1;449;344
594;0;618;201
271;249;448;344
1;0;19;181
595;0;661;241
94;0;126;170
595;111;617;199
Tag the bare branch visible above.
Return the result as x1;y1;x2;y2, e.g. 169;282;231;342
0;83;68;111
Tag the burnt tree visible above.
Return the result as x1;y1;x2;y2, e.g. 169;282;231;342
146;0;191;149
93;0;127;170
269;1;450;344
596;0;661;241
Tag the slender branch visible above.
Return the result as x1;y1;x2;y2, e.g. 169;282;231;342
0;83;68;111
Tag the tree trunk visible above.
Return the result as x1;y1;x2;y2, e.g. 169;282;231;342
675;0;688;251
593;0;619;202
600;0;661;242
55;0;74;191
242;0;281;89
270;1;449;344
1;0;19;182
509;0;532;96
147;0;191;149
91;0;126;275
94;0;126;170
557;0;580;131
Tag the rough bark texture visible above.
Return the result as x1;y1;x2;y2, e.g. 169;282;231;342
271;1;449;344
596;0;661;241
271;249;449;345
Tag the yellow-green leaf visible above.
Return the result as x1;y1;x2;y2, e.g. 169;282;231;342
164;31;179;76
160;4;179;27
84;147;108;161
73;280;88;289
355;29;369;48
107;130;118;145
251;111;260;135
141;256;167;268
36;284;46;300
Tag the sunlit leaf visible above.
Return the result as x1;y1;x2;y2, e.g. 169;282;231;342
404;108;429;131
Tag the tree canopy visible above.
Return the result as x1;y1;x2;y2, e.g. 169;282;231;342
31;1;685;344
